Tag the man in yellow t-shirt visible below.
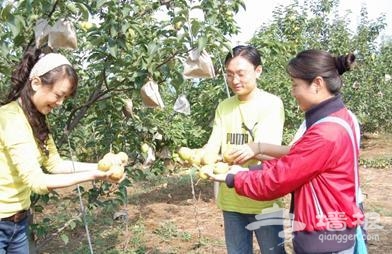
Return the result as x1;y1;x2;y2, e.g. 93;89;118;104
204;45;285;254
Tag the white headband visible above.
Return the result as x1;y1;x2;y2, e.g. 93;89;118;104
29;53;72;79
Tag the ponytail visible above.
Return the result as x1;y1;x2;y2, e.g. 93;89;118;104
335;54;356;75
5;47;42;104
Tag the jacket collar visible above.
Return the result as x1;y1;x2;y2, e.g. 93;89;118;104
305;94;345;129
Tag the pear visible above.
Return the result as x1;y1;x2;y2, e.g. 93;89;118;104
223;150;235;164
190;149;204;166
201;152;218;165
213;162;230;174
178;147;192;161
98;158;112;171
100;151;126;170
117;151;129;165
109;164;125;181
199;164;214;179
141;143;149;154
103;152;119;163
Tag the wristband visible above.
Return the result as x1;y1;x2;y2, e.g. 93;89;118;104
226;174;235;188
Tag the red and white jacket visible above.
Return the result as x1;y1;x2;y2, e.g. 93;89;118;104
226;95;364;253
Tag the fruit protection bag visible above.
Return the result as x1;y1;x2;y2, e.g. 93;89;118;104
140;79;165;108
183;49;215;79
122;97;134;118
173;94;190;115
34;19;51;48
48;19;77;50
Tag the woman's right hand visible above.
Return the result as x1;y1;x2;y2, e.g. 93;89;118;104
94;169;126;184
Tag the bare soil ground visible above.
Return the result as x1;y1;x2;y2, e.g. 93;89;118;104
36;133;392;254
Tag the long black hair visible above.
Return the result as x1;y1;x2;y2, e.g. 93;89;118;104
2;47;78;155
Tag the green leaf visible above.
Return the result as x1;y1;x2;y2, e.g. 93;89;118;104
190;20;200;37
6;14;25;39
60;234;69;245
69;220;76;229
197;36;207;51
0;3;13;21
65;1;78;14
75;2;91;20
96;0;111;9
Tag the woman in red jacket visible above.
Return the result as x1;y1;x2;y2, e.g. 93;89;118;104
211;49;365;254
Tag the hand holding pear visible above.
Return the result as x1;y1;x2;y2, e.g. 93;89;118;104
98;151;128;182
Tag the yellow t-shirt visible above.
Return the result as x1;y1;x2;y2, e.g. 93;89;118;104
0;101;62;218
207;89;285;214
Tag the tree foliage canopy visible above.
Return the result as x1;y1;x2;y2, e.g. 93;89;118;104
249;0;391;137
1;0;390;170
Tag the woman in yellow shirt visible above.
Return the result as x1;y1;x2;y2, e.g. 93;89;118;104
0;48;121;253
